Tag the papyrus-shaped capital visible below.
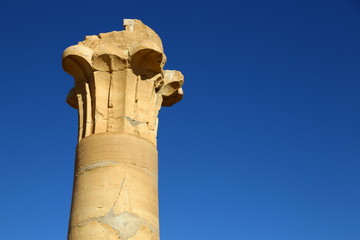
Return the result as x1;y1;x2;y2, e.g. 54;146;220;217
62;19;184;144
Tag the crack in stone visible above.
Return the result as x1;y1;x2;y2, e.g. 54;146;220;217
113;176;127;207
70;216;100;228
76;161;156;179
102;228;111;240
95;109;105;118
76;160;119;176
130;162;156;179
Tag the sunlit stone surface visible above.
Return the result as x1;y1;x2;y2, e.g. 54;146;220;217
63;19;184;240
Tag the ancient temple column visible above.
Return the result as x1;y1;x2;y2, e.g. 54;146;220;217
62;19;184;240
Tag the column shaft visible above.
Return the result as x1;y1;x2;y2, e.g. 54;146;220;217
68;133;159;240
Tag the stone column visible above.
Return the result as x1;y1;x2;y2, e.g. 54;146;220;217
62;19;184;240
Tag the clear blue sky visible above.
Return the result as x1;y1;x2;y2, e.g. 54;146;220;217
0;0;359;239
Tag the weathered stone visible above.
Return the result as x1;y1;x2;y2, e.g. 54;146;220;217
63;19;184;240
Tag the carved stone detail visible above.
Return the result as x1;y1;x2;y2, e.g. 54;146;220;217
63;19;184;144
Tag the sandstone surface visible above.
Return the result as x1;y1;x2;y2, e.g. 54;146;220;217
63;19;184;240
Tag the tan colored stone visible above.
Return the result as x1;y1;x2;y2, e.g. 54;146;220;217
63;19;184;240
63;19;183;144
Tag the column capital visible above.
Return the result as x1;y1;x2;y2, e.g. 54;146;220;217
62;19;184;144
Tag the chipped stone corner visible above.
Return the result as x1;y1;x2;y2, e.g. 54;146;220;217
123;19;135;31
